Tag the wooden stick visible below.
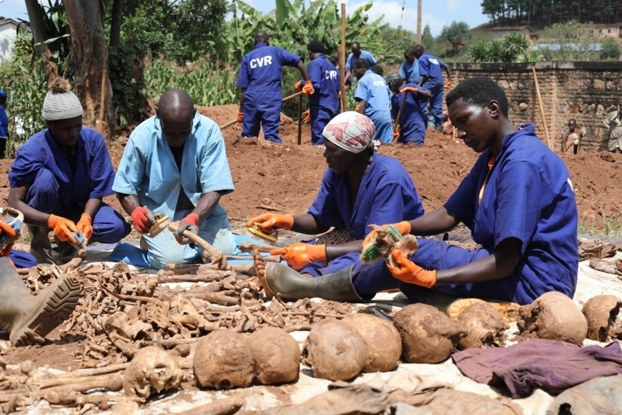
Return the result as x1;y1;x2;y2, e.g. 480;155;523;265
392;91;410;144
98;70;107;135
219;119;238;130
532;66;551;149
297;93;303;145
283;91;303;103
168;221;227;269
339;3;347;112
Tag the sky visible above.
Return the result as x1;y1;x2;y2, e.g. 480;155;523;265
0;0;489;37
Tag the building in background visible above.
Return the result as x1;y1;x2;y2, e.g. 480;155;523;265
0;17;29;65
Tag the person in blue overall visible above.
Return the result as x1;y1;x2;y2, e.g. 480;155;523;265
304;40;340;146
0;91;9;159
236;30;309;144
330;52;352;90
114;89;239;270
413;44;452;132
8;77;130;265
352;59;393;145
256;77;579;309
400;48;429;127
248;111;424;301
344;42;377;85
387;73;431;146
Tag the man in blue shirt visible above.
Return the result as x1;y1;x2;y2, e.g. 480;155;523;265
305;40;340;146
330;52;352;90
399;48;429;126
113;89;238;269
387;73;431;146
344;42;377;84
0;91;8;159
352;59;392;144
413;44;452;131
236;30;309;144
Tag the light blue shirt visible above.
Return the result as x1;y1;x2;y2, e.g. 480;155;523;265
112;113;234;229
345;49;377;70
354;70;391;118
399;59;423;85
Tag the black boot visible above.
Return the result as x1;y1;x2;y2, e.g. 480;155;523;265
263;263;364;302
0;257;81;345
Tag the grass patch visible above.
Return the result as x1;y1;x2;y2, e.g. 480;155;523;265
578;211;622;239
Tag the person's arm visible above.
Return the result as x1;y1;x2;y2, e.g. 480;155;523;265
326;240;363;261
297;59;309;82
8;186;50;227
191;191;224;222
83;198;102;219
415;88;432;100
409;207;461;236
358;100;367;114
436;238;521;284
118;193;141;217
419;75;429;86
289;213;330;235
441;62;452;79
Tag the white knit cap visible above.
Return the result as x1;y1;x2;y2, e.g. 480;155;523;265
41;78;83;121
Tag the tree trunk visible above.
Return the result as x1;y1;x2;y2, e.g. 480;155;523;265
110;0;124;48
23;0;56;81
63;0;114;140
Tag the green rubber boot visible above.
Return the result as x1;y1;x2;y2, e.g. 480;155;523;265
0;257;81;346
263;262;364;302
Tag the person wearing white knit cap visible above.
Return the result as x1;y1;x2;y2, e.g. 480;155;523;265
8;77;130;264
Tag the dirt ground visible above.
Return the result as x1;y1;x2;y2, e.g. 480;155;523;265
1;103;621;227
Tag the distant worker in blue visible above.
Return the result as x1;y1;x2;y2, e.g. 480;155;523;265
400;48;429;127
248;111;425;301
114;89;239;270
236;30;310;144
413;44;452;131
8;77;131;265
352;59;393;145
330;52;352;90
344;42;377;84
304;40;340;146
387;73;431;146
0;90;9;159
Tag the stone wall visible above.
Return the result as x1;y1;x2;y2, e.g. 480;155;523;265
446;61;622;152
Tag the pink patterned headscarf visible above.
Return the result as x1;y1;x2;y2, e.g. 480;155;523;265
322;111;376;153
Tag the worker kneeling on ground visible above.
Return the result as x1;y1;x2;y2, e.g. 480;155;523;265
8;77;130;265
113;89;238;269
249;111;424;301
387;73;431;146
236;30;309;144
0;215;81;346
255;77;578;309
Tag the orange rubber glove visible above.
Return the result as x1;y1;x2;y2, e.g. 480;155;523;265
294;80;304;91
0;218;16;257
303;109;311;124
131;206;152;234
444;81;453;91
400;86;418;94
270;243;326;270
387;249;436;288
47;214;78;244
302;82;315;95
248;213;295;234
363;220;412;247
237;111;243;123
355;104;360;112
338;91;342;99
393;128;400;139
76;213;93;240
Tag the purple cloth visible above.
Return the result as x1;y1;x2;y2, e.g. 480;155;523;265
452;339;622;398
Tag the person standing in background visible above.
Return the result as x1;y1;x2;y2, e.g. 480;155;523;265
0;91;9;159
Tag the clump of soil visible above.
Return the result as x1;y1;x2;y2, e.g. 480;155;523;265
582;295;622;342
517;292;588;345
393;304;466;363
249;327;300;385
456;302;509;350
193;329;254;389
302;320;367;381
342;313;402;372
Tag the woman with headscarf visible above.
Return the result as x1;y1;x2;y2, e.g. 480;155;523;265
247;111;424;301
8;77;131;265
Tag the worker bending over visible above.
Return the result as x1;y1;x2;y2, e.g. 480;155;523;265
352;59;393;145
387;73;431;146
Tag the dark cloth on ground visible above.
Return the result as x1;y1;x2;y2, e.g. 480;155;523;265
452;338;622;398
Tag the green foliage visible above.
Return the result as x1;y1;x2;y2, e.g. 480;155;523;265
144;58;237;107
439;21;471;45
578;211;622;239
600;37;621;61
466;33;529;62
422;25;435;51
515;50;544;63
537;21;604;61
377;26;417;64
0;32;47;157
228;0;388;63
